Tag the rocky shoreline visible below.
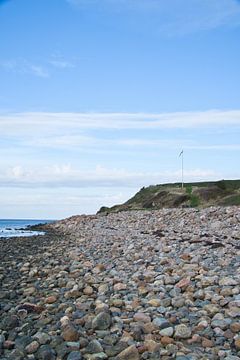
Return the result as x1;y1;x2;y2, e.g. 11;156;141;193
0;207;240;359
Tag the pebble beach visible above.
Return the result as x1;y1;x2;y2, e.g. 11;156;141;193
1;206;240;360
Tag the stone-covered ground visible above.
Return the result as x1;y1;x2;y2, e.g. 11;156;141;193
0;207;240;360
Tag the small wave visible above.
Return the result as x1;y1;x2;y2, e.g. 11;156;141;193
0;229;45;238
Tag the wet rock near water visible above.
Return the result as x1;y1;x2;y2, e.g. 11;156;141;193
1;206;240;359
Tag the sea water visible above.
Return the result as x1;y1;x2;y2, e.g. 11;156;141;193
0;219;54;238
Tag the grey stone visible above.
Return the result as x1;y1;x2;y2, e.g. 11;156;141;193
67;351;82;360
92;312;111;330
85;339;103;354
211;319;231;330
8;349;25;360
174;324;192;339
15;336;32;351
1;315;19;330
159;327;174;337
33;332;51;345
85;353;108;360
152;317;170;329
37;345;56;360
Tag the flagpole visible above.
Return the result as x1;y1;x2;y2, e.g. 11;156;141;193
181;150;184;189
179;150;184;189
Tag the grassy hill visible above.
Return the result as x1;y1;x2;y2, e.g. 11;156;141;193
98;179;240;214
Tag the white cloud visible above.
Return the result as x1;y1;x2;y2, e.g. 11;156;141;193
0;190;125;207
159;0;240;35
0;109;238;217
0;109;238;210
28;65;49;78
0;186;131;218
0;59;49;78
66;0;240;34
0;60;17;70
0;55;75;78
0;164;220;189
28;134;96;148
49;60;75;69
48;52;77;69
8;166;24;179
27;135;240;152
0;110;240;138
186;144;240;151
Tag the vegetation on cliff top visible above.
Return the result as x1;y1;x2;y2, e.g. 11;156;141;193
98;179;240;214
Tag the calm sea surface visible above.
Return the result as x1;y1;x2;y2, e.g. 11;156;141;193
0;219;54;238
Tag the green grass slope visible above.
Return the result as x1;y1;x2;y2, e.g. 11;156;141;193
98;179;240;214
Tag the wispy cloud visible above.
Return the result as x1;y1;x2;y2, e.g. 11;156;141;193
0;164;219;188
0;55;76;78
186;144;240;151
28;64;49;78
0;59;49;78
0;190;126;208
0;187;131;218
0;110;240;137
48;52;77;69
0;110;238;192
49;59;75;69
66;0;240;35
23;136;240;153
158;0;240;36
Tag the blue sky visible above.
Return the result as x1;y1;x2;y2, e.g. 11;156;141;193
0;0;240;218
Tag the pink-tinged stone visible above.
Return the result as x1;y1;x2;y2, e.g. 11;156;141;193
83;286;94;295
144;340;160;352
116;345;139;360
45;295;58;304
133;312;151;323
83;261;93;268
235;337;240;350
202;338;214;348
147;299;161;307
4;340;15;350
176;278;191;288
187;334;201;344
25;341;40;354
114;283;127;291
230;322;240;333
160;336;174;346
